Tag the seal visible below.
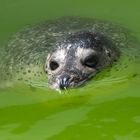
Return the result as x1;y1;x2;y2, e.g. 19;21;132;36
0;17;126;91
45;32;118;90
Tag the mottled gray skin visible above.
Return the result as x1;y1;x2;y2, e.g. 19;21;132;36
0;17;132;90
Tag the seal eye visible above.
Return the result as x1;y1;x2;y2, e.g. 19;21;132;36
83;55;98;68
49;60;59;71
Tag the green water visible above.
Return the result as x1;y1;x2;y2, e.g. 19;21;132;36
0;0;140;140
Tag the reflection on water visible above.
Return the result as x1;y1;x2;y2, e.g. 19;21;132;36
47;97;140;140
0;90;92;140
0;86;140;140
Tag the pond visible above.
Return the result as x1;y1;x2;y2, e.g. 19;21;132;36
0;0;140;140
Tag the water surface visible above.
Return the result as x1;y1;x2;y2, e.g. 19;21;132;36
0;0;140;140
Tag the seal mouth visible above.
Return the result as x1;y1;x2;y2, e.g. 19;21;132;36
68;72;97;89
57;74;82;90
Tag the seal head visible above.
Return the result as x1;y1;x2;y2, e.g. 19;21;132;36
45;32;118;90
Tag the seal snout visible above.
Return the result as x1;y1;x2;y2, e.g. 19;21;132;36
58;74;70;90
57;73;80;90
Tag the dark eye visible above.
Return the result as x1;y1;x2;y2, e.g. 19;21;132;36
49;60;59;71
82;55;98;68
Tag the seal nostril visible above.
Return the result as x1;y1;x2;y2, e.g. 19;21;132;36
58;75;70;90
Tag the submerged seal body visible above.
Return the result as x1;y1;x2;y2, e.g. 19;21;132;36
0;17;135;90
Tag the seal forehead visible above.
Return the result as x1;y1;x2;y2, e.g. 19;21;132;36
56;32;103;50
76;47;96;58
